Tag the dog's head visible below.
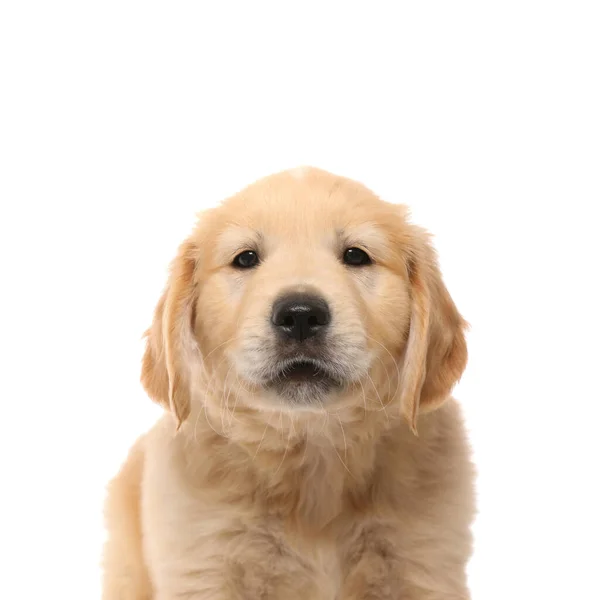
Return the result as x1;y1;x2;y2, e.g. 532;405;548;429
141;168;467;435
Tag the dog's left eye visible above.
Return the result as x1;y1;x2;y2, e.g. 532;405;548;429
233;250;260;269
343;247;372;266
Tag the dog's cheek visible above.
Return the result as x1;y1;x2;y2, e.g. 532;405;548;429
370;274;411;352
195;273;244;357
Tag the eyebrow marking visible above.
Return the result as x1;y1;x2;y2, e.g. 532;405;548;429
336;223;390;265
216;226;264;263
337;224;380;247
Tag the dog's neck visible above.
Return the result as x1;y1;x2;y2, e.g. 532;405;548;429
181;401;396;530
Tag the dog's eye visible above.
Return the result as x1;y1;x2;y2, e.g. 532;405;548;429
233;250;260;269
343;247;372;266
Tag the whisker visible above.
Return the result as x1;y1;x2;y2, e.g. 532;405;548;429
220;364;235;432
365;334;401;406
202;349;233;400
198;337;236;392
252;413;272;461
301;430;310;465
274;418;293;476
371;350;393;401
367;371;389;423
202;402;222;438
330;433;354;479
336;415;348;463
319;405;330;435
226;375;243;429
357;378;368;415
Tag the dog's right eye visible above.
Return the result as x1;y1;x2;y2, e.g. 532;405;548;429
233;250;260;269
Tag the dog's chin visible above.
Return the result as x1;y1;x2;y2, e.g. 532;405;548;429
265;358;343;405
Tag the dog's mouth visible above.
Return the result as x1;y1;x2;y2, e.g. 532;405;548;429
266;357;342;399
280;359;325;380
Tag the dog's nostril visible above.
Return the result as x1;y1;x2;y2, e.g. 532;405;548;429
271;293;331;342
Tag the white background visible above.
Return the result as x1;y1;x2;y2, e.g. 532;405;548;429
1;2;599;599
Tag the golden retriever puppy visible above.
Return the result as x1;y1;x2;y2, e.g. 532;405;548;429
102;167;474;600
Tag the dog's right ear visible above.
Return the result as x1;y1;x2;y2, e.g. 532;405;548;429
141;240;198;428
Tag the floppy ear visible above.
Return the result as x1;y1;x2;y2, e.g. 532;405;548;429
141;240;198;428
399;231;468;434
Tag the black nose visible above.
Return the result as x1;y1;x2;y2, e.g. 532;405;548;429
271;294;331;341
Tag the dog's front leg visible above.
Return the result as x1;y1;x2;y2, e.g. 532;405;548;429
339;520;471;600
152;525;326;600
338;521;403;600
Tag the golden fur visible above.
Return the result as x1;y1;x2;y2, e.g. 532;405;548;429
102;167;475;599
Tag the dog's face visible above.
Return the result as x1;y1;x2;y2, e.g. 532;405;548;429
198;173;412;411
142;168;467;434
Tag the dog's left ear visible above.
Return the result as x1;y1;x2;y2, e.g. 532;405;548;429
141;239;198;429
399;229;468;434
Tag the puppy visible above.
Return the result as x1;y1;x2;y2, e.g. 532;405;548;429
102;167;475;600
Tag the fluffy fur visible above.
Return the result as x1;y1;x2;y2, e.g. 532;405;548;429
102;167;475;600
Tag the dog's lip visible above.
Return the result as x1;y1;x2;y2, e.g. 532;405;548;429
267;357;340;385
279;359;325;381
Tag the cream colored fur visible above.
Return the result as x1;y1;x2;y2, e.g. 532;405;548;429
102;168;475;600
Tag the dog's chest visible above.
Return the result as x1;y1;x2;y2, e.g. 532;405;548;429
143;437;346;597
147;500;344;598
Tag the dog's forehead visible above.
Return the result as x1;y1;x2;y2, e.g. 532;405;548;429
217;170;391;237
